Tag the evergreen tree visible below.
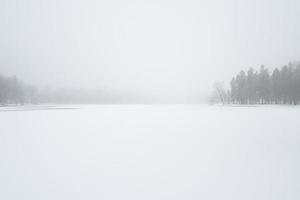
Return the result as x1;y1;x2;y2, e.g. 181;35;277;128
228;61;300;105
271;68;281;104
236;70;247;104
247;68;256;104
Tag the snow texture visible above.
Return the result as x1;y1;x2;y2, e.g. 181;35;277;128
0;105;299;200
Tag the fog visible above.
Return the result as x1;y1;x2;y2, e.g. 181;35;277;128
1;0;300;103
1;1;300;199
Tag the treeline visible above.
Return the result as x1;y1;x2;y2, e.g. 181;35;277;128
230;62;300;105
0;74;38;105
0;73;119;106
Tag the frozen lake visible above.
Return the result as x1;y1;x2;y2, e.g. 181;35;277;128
0;105;299;200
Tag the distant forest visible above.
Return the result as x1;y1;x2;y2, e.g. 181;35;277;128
2;61;300;106
0;74;117;106
0;74;37;105
212;61;300;105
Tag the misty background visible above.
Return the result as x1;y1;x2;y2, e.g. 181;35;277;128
1;0;300;103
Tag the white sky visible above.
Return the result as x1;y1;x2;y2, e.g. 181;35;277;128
0;0;300;103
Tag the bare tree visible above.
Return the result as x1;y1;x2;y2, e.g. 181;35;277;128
210;81;228;105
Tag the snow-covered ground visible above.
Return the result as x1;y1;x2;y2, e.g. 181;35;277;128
0;105;299;200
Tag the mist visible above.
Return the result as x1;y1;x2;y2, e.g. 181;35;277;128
1;0;300;103
2;1;300;199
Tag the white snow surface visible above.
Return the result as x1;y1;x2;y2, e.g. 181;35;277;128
0;105;299;200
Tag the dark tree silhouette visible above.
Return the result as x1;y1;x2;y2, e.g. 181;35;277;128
0;74;37;106
229;62;300;105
